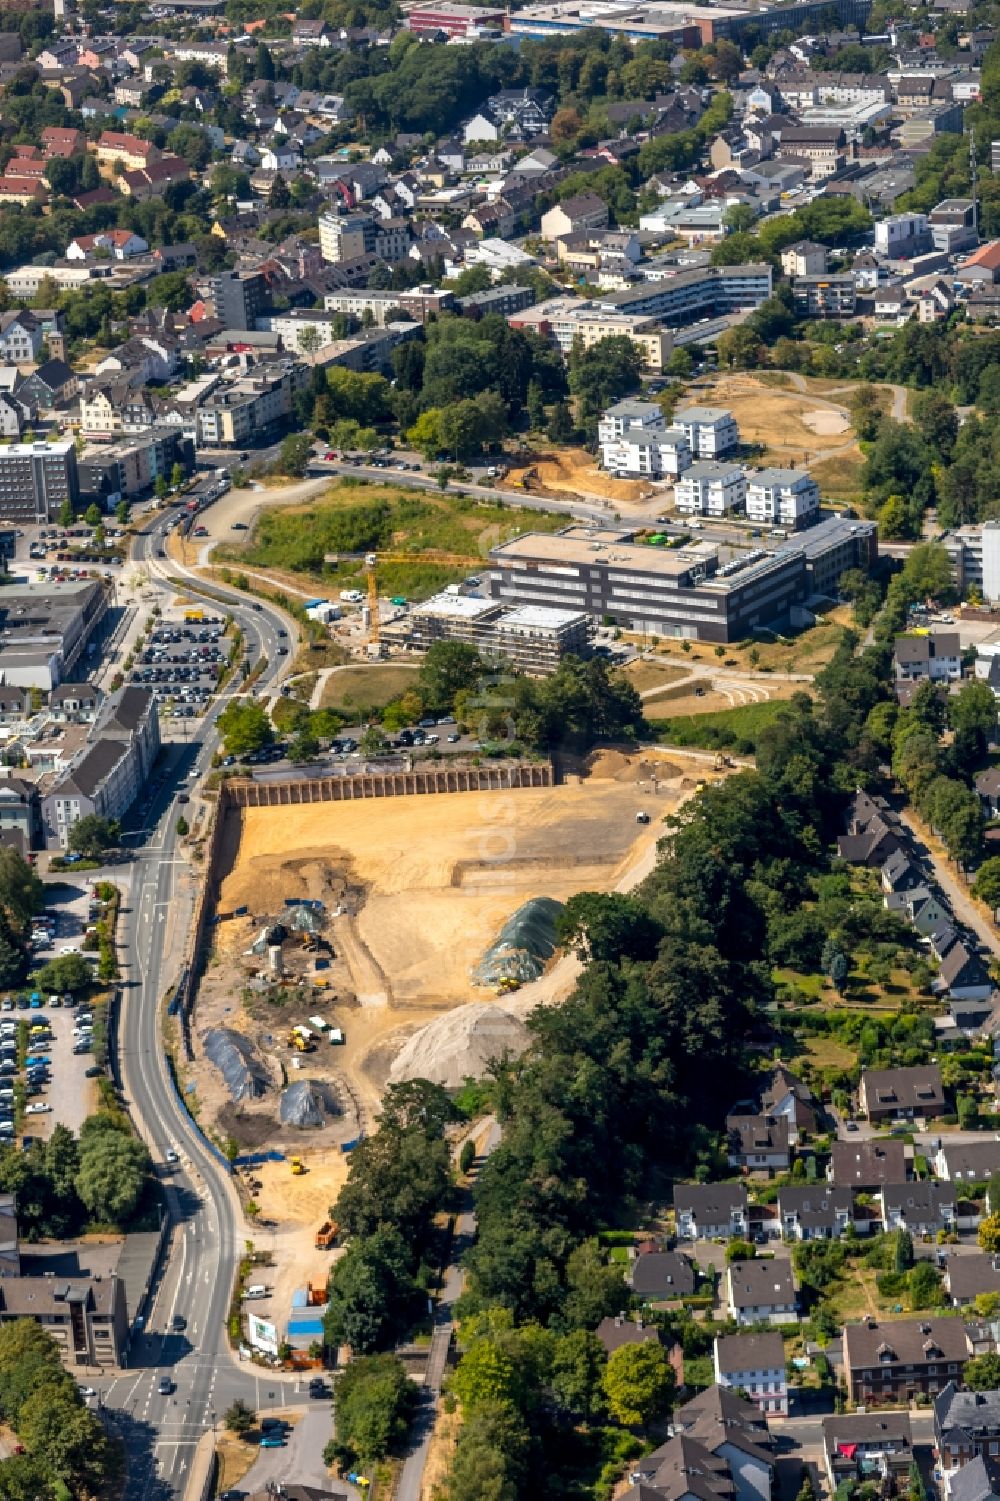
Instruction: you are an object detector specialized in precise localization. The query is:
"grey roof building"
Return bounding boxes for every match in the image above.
[936,1382,1000,1471]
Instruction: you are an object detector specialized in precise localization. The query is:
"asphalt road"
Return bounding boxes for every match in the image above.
[99,511,310,1500]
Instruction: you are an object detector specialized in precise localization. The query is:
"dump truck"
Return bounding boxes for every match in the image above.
[290,1158,305,1175]
[287,1032,315,1053]
[714,753,735,770]
[315,1220,339,1250]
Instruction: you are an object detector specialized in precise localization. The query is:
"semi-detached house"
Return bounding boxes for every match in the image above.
[724,1260,797,1326]
[674,1183,748,1241]
[843,1317,970,1405]
[714,1332,788,1416]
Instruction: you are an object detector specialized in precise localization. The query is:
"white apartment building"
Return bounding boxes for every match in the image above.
[597,399,664,444]
[674,461,746,516]
[673,405,739,458]
[875,212,929,258]
[602,426,691,479]
[745,468,820,529]
[714,1333,789,1417]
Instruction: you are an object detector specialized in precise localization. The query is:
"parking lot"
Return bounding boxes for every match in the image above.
[129,615,227,723]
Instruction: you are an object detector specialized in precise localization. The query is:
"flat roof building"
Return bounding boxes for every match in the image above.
[406,591,592,674]
[0,581,106,690]
[0,440,78,523]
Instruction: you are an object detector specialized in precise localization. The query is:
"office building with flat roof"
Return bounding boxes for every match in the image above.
[406,591,592,673]
[0,581,107,690]
[0,441,78,523]
[488,527,806,644]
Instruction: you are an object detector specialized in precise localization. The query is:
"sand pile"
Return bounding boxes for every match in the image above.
[388,1003,531,1088]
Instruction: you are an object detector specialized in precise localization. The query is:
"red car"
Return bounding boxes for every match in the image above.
[324,451,338,461]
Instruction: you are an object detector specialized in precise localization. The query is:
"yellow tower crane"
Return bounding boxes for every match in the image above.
[362,550,479,658]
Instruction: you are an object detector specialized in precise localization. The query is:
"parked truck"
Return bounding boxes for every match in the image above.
[315,1220,339,1250]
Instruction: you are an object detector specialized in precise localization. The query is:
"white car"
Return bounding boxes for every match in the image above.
[165,1148,178,1163]
[25,1103,50,1115]
[78,1386,97,1399]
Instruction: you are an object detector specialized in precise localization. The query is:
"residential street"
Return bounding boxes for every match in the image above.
[900,808,1000,959]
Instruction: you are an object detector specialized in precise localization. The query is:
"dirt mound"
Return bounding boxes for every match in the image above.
[582,749,685,782]
[388,1002,531,1088]
[509,447,652,504]
[219,847,357,924]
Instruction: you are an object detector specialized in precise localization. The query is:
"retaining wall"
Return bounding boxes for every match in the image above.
[222,761,553,808]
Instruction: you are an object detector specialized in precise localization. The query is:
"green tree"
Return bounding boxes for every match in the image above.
[115,498,129,525]
[148,269,192,311]
[602,1341,674,1427]
[224,1398,255,1436]
[328,1353,416,1466]
[979,1215,1000,1254]
[216,700,274,758]
[279,432,314,478]
[67,815,121,859]
[547,399,574,443]
[34,952,92,995]
[551,1328,607,1421]
[948,679,997,770]
[964,1352,1000,1389]
[324,1228,419,1354]
[58,499,74,528]
[418,641,483,712]
[557,893,664,964]
[170,462,185,489]
[0,848,43,936]
[84,503,102,528]
[452,1336,519,1412]
[973,858,1000,909]
[76,1120,149,1224]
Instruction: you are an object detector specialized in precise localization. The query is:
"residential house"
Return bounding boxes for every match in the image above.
[724,1260,797,1326]
[944,1455,1000,1501]
[879,1180,957,1235]
[17,361,77,410]
[726,1113,793,1172]
[120,156,190,200]
[668,1385,775,1501]
[40,686,160,849]
[714,1332,788,1415]
[822,1413,913,1491]
[975,768,1000,819]
[859,1065,946,1123]
[777,1186,856,1241]
[539,193,609,243]
[93,130,160,175]
[943,1255,1000,1308]
[881,849,922,897]
[65,229,148,261]
[935,1382,1000,1469]
[899,886,950,936]
[843,1317,970,1404]
[595,1312,661,1355]
[934,1141,1000,1183]
[674,1184,749,1241]
[836,788,903,865]
[781,240,829,277]
[759,1066,819,1140]
[830,1138,908,1189]
[629,1249,696,1301]
[936,941,993,1001]
[0,313,43,365]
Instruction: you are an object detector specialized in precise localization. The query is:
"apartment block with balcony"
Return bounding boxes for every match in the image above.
[745,469,820,530]
[674,461,746,516]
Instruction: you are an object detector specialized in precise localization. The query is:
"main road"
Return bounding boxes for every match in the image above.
[98,508,305,1500]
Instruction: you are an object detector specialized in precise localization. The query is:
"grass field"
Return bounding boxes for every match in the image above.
[648,699,793,751]
[215,482,565,601]
[809,452,866,504]
[637,615,852,674]
[320,664,420,714]
[622,662,690,694]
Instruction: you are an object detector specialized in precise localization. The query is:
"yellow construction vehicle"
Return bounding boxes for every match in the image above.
[290,1158,305,1175]
[363,549,477,658]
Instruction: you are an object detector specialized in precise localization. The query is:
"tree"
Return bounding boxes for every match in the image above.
[279,432,314,478]
[949,679,997,771]
[324,1229,419,1354]
[419,641,483,711]
[979,1214,1000,1254]
[557,893,663,964]
[224,1398,255,1436]
[58,499,74,528]
[0,848,42,937]
[298,324,321,355]
[908,1261,942,1310]
[34,953,92,996]
[76,1122,149,1224]
[964,1352,1000,1390]
[176,816,189,837]
[359,725,387,757]
[148,270,192,311]
[328,1353,416,1466]
[216,700,273,759]
[546,399,574,443]
[67,815,121,860]
[602,1341,674,1427]
[551,1329,607,1421]
[84,503,102,528]
[909,1460,928,1501]
[170,462,185,489]
[716,325,764,370]
[973,858,1000,910]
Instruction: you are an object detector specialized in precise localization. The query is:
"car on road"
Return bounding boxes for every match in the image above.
[78,1386,97,1399]
[170,1315,186,1332]
[177,793,190,804]
[277,647,288,655]
[157,1377,173,1395]
[259,1435,285,1448]
[232,522,248,531]
[165,1148,178,1163]
[25,1104,50,1115]
[845,1120,859,1132]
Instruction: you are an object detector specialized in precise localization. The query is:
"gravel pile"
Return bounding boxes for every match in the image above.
[389,1003,531,1089]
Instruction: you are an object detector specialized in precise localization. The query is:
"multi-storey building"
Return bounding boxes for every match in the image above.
[674,462,746,517]
[41,685,159,847]
[745,469,820,530]
[673,406,739,458]
[714,1333,788,1416]
[318,212,409,265]
[844,1318,970,1405]
[0,441,78,523]
[209,270,267,332]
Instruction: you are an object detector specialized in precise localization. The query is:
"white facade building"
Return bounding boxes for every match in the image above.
[602,427,691,479]
[673,405,739,458]
[745,469,820,529]
[674,461,746,516]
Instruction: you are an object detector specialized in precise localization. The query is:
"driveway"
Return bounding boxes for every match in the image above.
[235,1407,356,1497]
[899,808,1000,958]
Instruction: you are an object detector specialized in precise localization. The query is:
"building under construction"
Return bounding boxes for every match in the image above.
[401,591,593,675]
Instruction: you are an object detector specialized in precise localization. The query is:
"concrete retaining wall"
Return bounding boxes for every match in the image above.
[222,761,552,808]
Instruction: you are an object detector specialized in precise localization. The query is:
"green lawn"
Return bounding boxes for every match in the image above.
[648,699,791,752]
[320,664,421,714]
[216,483,565,602]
